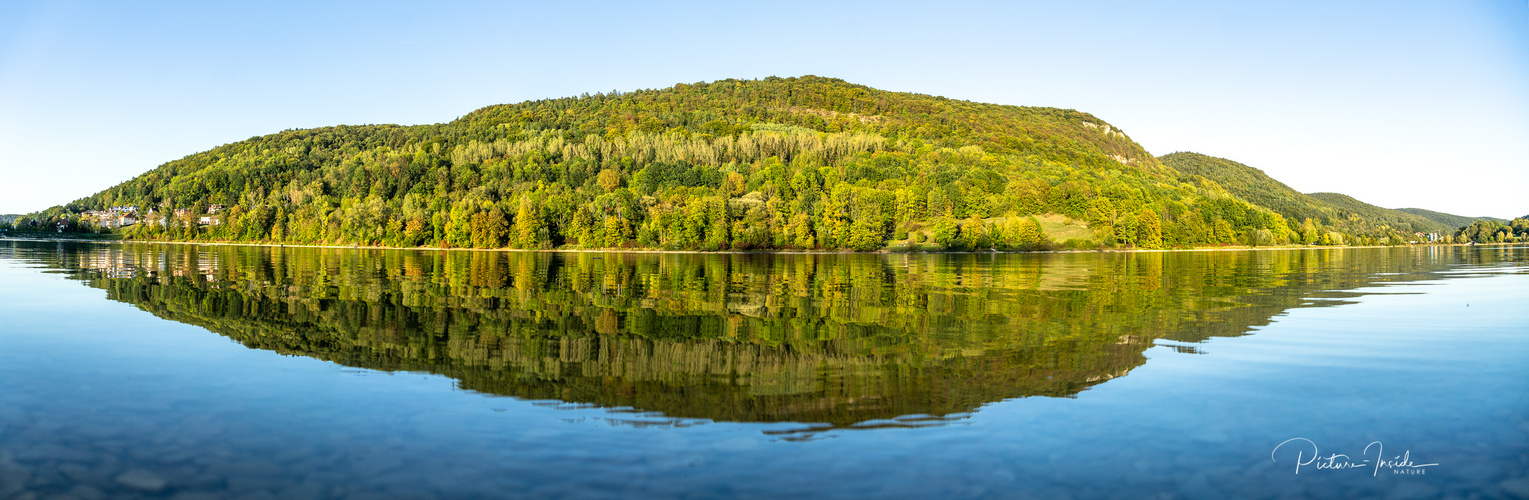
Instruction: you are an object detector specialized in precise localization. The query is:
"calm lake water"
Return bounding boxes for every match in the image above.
[1,240,1525,499]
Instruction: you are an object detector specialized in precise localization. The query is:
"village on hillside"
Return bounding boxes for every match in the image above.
[77,205,225,232]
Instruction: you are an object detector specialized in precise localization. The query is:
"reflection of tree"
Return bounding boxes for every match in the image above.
[15,242,1481,427]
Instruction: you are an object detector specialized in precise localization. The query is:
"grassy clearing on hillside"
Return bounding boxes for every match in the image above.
[1034,214,1094,242]
[885,213,1097,251]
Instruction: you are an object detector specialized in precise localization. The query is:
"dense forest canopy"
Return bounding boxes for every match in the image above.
[1162,152,1449,235]
[8,76,1511,250]
[1160,152,1517,245]
[1395,208,1506,231]
[1453,217,1529,244]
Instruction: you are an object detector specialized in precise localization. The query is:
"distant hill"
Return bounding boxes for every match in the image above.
[1304,193,1452,234]
[1160,152,1477,236]
[0,214,18,224]
[1158,152,1330,225]
[1395,208,1505,231]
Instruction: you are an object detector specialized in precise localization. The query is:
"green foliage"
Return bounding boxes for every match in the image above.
[1136,209,1163,249]
[1397,208,1506,231]
[1454,217,1528,244]
[470,207,509,248]
[1304,192,1444,234]
[1160,152,1492,246]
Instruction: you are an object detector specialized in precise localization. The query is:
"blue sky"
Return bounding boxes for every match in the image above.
[2,0,1526,217]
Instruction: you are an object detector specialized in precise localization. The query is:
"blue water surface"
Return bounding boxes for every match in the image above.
[0,242,1525,499]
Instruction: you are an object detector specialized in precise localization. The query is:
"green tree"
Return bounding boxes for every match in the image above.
[1136,209,1163,249]
[1017,217,1043,249]
[470,208,509,248]
[931,217,959,249]
[514,199,543,248]
[1299,218,1319,245]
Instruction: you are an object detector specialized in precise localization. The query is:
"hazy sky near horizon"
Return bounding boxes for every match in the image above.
[2,1,1526,217]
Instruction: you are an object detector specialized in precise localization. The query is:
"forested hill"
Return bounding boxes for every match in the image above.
[9,76,1470,250]
[1395,208,1505,231]
[1159,152,1485,238]
[1304,192,1451,234]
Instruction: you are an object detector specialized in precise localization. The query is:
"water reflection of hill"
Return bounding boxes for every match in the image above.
[9,242,1479,427]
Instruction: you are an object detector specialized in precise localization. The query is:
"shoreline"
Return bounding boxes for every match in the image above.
[0,235,1505,256]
